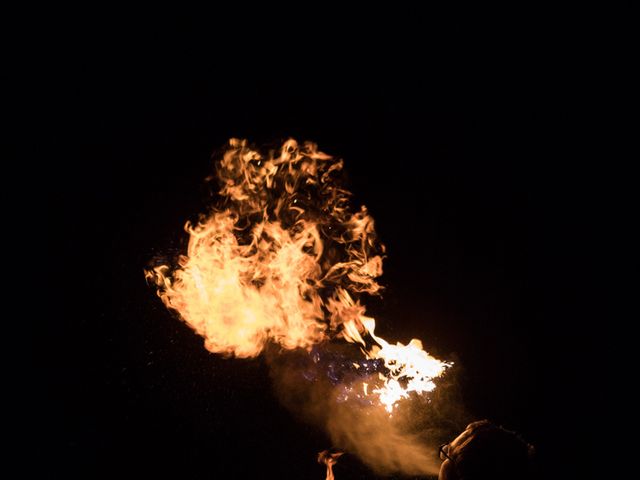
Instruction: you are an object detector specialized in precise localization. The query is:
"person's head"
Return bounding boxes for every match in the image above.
[438,420,534,480]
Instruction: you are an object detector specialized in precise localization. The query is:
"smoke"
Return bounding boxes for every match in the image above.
[327,401,439,475]
[267,344,467,476]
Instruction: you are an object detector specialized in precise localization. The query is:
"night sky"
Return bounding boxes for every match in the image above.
[39,11,603,480]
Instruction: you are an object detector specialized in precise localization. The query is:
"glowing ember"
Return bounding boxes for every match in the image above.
[146,138,450,412]
[318,450,343,480]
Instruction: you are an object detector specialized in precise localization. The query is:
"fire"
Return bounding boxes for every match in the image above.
[318,450,343,480]
[342,317,448,412]
[146,138,450,412]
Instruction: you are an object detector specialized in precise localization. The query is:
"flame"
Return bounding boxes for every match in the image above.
[147,138,450,411]
[343,317,449,412]
[318,450,344,480]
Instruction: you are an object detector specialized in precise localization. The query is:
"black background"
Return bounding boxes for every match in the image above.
[38,10,605,480]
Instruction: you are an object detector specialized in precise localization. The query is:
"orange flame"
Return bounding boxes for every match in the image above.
[147,138,450,411]
[318,450,344,480]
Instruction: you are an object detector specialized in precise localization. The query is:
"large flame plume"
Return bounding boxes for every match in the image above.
[146,138,449,414]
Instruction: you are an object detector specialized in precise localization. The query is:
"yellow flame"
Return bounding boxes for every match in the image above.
[148,213,326,357]
[342,317,450,412]
[147,138,449,409]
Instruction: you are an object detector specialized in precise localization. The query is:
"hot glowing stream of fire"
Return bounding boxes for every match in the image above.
[146,138,450,414]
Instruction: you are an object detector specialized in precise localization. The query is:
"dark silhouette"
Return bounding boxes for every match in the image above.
[438,420,535,480]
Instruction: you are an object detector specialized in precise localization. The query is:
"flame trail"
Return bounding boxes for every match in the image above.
[146,138,449,425]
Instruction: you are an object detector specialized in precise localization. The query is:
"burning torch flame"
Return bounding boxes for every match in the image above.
[146,138,450,412]
[318,450,344,480]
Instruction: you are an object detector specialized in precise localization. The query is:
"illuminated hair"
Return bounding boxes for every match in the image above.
[451,420,535,480]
